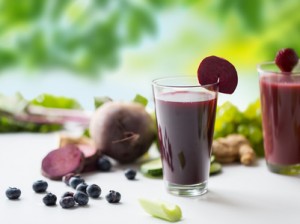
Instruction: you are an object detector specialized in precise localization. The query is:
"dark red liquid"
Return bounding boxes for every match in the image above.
[155,91,217,185]
[260,74,300,165]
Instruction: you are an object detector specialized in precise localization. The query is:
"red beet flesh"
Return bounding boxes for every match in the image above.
[41,145,85,180]
[59,136,101,172]
[197,56,238,94]
[275,48,299,72]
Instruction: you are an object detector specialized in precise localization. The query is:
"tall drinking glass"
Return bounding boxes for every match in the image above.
[258,62,300,174]
[152,76,218,196]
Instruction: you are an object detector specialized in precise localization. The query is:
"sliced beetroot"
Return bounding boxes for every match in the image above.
[77,144,101,172]
[77,144,99,161]
[59,135,101,172]
[275,48,299,72]
[41,145,85,180]
[197,56,238,94]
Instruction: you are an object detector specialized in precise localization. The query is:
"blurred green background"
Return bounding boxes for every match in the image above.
[0,0,300,108]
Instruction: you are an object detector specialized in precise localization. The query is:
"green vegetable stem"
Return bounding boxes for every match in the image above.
[0,92,86,133]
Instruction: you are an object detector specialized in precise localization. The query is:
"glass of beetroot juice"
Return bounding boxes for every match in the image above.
[258,62,300,174]
[152,76,218,196]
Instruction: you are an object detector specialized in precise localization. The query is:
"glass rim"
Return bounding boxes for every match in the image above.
[257,61,300,76]
[152,75,219,88]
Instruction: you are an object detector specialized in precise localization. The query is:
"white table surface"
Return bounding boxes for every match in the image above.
[0,133,299,224]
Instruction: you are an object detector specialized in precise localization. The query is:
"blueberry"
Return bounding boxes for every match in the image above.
[124,168,136,180]
[69,177,85,189]
[76,183,88,193]
[6,187,21,200]
[86,184,101,198]
[105,190,121,203]
[32,180,48,193]
[62,173,78,186]
[96,156,112,172]
[61,191,74,198]
[74,191,89,206]
[43,193,57,206]
[59,196,76,209]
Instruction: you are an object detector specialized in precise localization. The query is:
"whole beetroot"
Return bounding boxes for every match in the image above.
[89,101,156,163]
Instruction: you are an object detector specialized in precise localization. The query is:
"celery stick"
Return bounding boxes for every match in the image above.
[139,198,182,222]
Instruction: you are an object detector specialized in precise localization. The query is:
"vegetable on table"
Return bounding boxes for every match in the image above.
[89,101,156,164]
[140,158,163,177]
[41,145,85,180]
[41,134,103,179]
[210,162,222,175]
[212,134,256,166]
[139,198,182,222]
[59,135,100,172]
[209,155,222,175]
[0,92,90,133]
[140,156,222,178]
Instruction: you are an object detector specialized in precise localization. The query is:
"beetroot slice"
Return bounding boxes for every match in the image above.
[41,145,85,180]
[77,144,101,172]
[59,135,101,172]
[77,144,99,159]
[275,48,299,72]
[197,56,238,94]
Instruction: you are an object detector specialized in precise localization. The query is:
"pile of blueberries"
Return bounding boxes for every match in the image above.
[61,174,105,208]
[5,166,137,209]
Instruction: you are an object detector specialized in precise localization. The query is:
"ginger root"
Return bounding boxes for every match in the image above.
[59,134,94,148]
[212,134,256,166]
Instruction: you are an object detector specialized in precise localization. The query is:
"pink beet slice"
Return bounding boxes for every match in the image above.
[77,144,101,172]
[77,144,99,160]
[275,48,299,72]
[197,56,238,94]
[41,145,85,180]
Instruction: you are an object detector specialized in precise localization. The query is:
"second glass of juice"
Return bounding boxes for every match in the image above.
[152,76,218,196]
[258,62,300,174]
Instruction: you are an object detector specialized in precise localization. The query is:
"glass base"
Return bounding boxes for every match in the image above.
[267,162,300,175]
[165,181,208,197]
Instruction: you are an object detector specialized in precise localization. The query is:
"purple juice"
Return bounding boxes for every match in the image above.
[260,74,300,165]
[155,91,217,185]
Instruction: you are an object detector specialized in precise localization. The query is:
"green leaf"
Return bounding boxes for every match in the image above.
[133,94,148,107]
[82,128,90,138]
[94,96,112,109]
[125,6,156,44]
[236,0,262,31]
[30,93,82,109]
[0,0,159,75]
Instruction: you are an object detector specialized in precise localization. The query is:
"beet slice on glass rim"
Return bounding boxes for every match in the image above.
[275,48,299,73]
[197,56,238,94]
